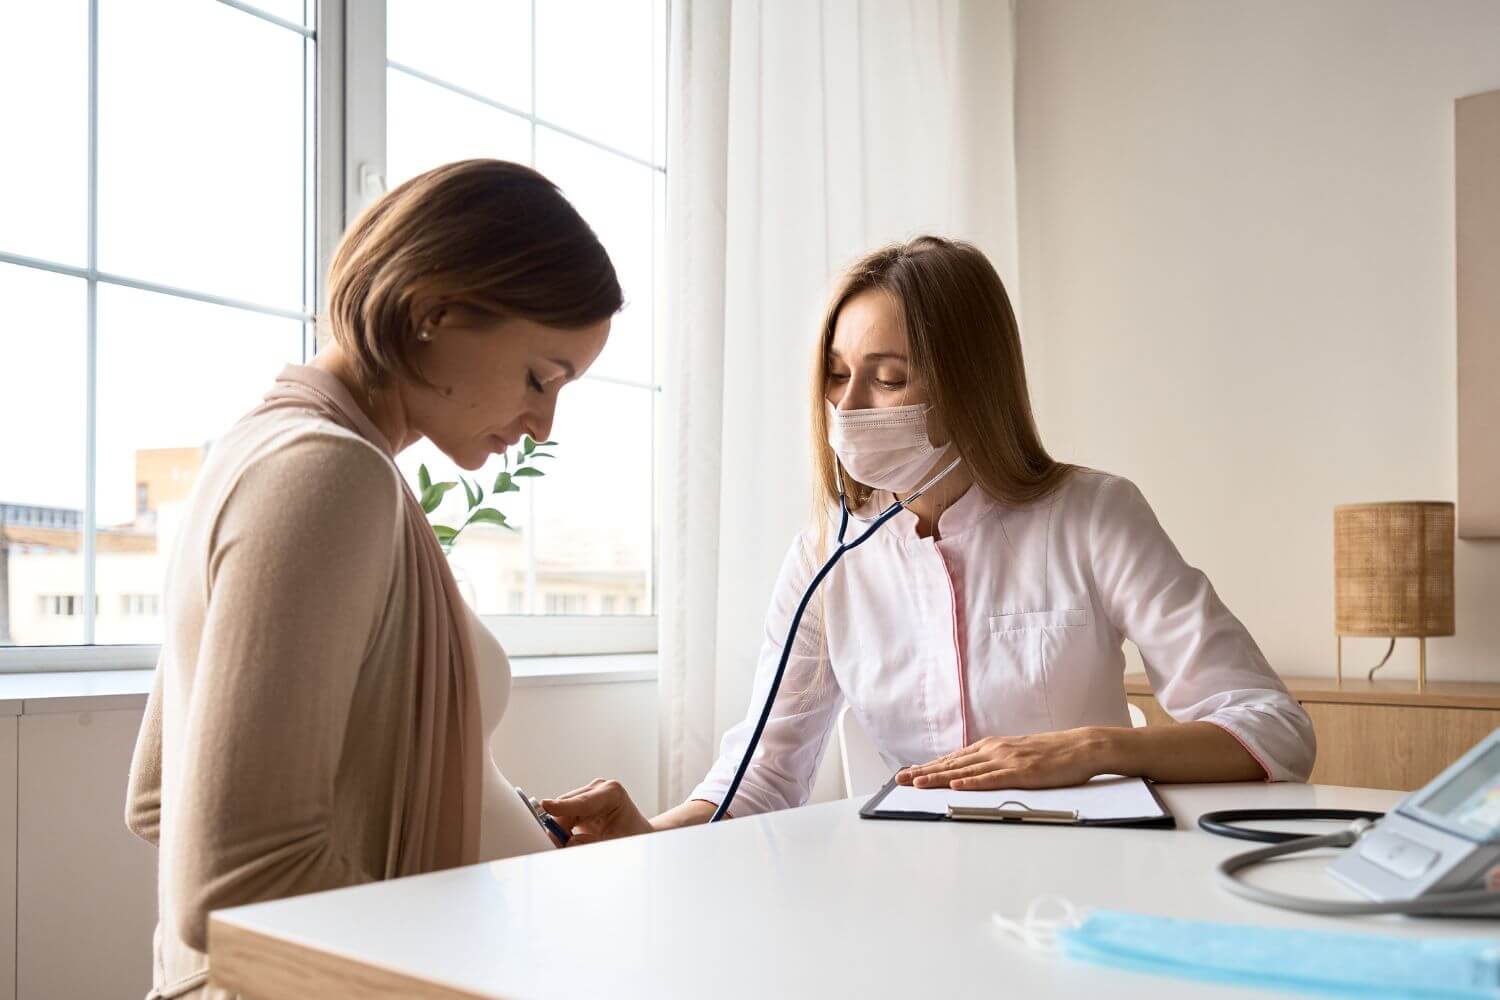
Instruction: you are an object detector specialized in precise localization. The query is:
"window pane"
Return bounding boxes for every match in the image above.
[536,0,660,163]
[98,0,305,309]
[391,383,654,618]
[391,439,533,617]
[0,2,87,266]
[536,129,656,385]
[387,0,530,111]
[530,381,653,616]
[0,265,88,647]
[235,1,308,28]
[386,69,533,189]
[93,286,303,645]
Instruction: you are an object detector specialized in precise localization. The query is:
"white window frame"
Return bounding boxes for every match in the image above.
[0,0,662,670]
[339,2,663,658]
[0,0,317,673]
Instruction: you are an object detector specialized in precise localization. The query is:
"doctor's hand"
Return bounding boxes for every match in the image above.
[894,727,1120,791]
[541,779,654,846]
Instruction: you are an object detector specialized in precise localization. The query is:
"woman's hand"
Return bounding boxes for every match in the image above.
[541,779,654,846]
[895,727,1123,790]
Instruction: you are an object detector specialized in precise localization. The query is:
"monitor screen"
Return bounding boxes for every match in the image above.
[1417,743,1500,840]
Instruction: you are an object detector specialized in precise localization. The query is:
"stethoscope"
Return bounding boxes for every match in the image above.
[1200,809,1500,916]
[709,453,963,822]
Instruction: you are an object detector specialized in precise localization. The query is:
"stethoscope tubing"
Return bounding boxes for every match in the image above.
[1197,808,1385,844]
[709,455,961,823]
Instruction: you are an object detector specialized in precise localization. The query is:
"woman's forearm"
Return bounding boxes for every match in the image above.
[651,799,720,830]
[1102,721,1267,783]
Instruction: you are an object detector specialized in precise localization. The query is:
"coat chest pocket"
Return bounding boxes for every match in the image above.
[989,609,1091,632]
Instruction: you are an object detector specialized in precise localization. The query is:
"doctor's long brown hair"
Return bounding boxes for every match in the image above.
[809,236,1071,525]
[797,237,1072,699]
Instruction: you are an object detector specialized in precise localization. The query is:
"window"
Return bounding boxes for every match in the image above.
[0,1,314,661]
[119,594,161,617]
[543,593,589,615]
[380,0,665,654]
[37,595,94,619]
[0,1,660,667]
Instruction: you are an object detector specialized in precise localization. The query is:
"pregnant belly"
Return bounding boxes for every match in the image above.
[478,755,555,861]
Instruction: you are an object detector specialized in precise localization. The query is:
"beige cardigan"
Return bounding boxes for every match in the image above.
[126,402,424,999]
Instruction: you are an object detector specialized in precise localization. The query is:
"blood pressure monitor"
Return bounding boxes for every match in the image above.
[1218,726,1500,916]
[1327,730,1500,914]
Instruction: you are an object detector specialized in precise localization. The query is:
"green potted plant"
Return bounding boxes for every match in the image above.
[417,435,557,554]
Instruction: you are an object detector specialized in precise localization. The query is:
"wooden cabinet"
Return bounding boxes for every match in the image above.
[1125,674,1500,791]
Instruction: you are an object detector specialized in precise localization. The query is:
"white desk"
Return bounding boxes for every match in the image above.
[209,783,1490,999]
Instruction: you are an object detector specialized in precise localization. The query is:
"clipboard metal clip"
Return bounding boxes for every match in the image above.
[946,799,1080,824]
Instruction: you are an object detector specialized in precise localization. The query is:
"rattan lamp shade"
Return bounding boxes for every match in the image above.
[1334,502,1455,636]
[1334,502,1454,690]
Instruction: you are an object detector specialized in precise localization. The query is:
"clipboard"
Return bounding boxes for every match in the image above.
[859,774,1176,829]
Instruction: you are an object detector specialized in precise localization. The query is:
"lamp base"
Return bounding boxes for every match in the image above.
[1336,635,1427,692]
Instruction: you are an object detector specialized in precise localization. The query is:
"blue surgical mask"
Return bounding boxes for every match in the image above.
[994,899,1500,999]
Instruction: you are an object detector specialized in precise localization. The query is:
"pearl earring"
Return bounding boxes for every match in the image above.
[417,329,433,342]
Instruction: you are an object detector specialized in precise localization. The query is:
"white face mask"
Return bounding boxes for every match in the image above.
[826,400,950,493]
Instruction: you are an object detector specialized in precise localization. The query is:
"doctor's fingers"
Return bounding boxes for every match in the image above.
[548,778,609,803]
[900,749,986,782]
[541,780,627,821]
[910,758,1003,787]
[949,767,1027,791]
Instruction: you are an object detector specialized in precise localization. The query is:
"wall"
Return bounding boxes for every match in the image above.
[1014,0,1500,682]
[496,677,659,807]
[1,672,657,1000]
[18,705,156,1000]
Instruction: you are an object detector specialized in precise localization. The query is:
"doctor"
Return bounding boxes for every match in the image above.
[544,235,1315,840]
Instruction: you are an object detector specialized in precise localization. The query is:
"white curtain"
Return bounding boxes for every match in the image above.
[658,0,1022,808]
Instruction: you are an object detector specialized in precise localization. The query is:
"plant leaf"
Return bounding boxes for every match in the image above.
[460,476,479,510]
[493,471,519,493]
[431,524,458,544]
[422,481,459,514]
[418,464,432,492]
[523,437,536,456]
[529,452,554,461]
[512,467,544,478]
[465,507,511,530]
[538,439,558,447]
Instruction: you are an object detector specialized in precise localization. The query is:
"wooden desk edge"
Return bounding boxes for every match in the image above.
[1123,673,1500,711]
[209,913,487,1000]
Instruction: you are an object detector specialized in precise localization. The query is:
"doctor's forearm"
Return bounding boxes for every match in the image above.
[1103,722,1267,783]
[650,799,720,830]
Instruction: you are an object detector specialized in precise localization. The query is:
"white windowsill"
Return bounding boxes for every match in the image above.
[0,617,658,673]
[0,654,658,716]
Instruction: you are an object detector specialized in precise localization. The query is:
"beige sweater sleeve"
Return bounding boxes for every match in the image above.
[164,431,402,953]
[125,665,164,845]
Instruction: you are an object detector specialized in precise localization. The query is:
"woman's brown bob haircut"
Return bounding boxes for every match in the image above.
[325,158,624,387]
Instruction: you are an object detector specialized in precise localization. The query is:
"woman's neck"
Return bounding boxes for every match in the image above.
[897,458,973,541]
[311,345,414,453]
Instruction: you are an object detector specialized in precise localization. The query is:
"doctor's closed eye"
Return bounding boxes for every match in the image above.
[825,370,907,390]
